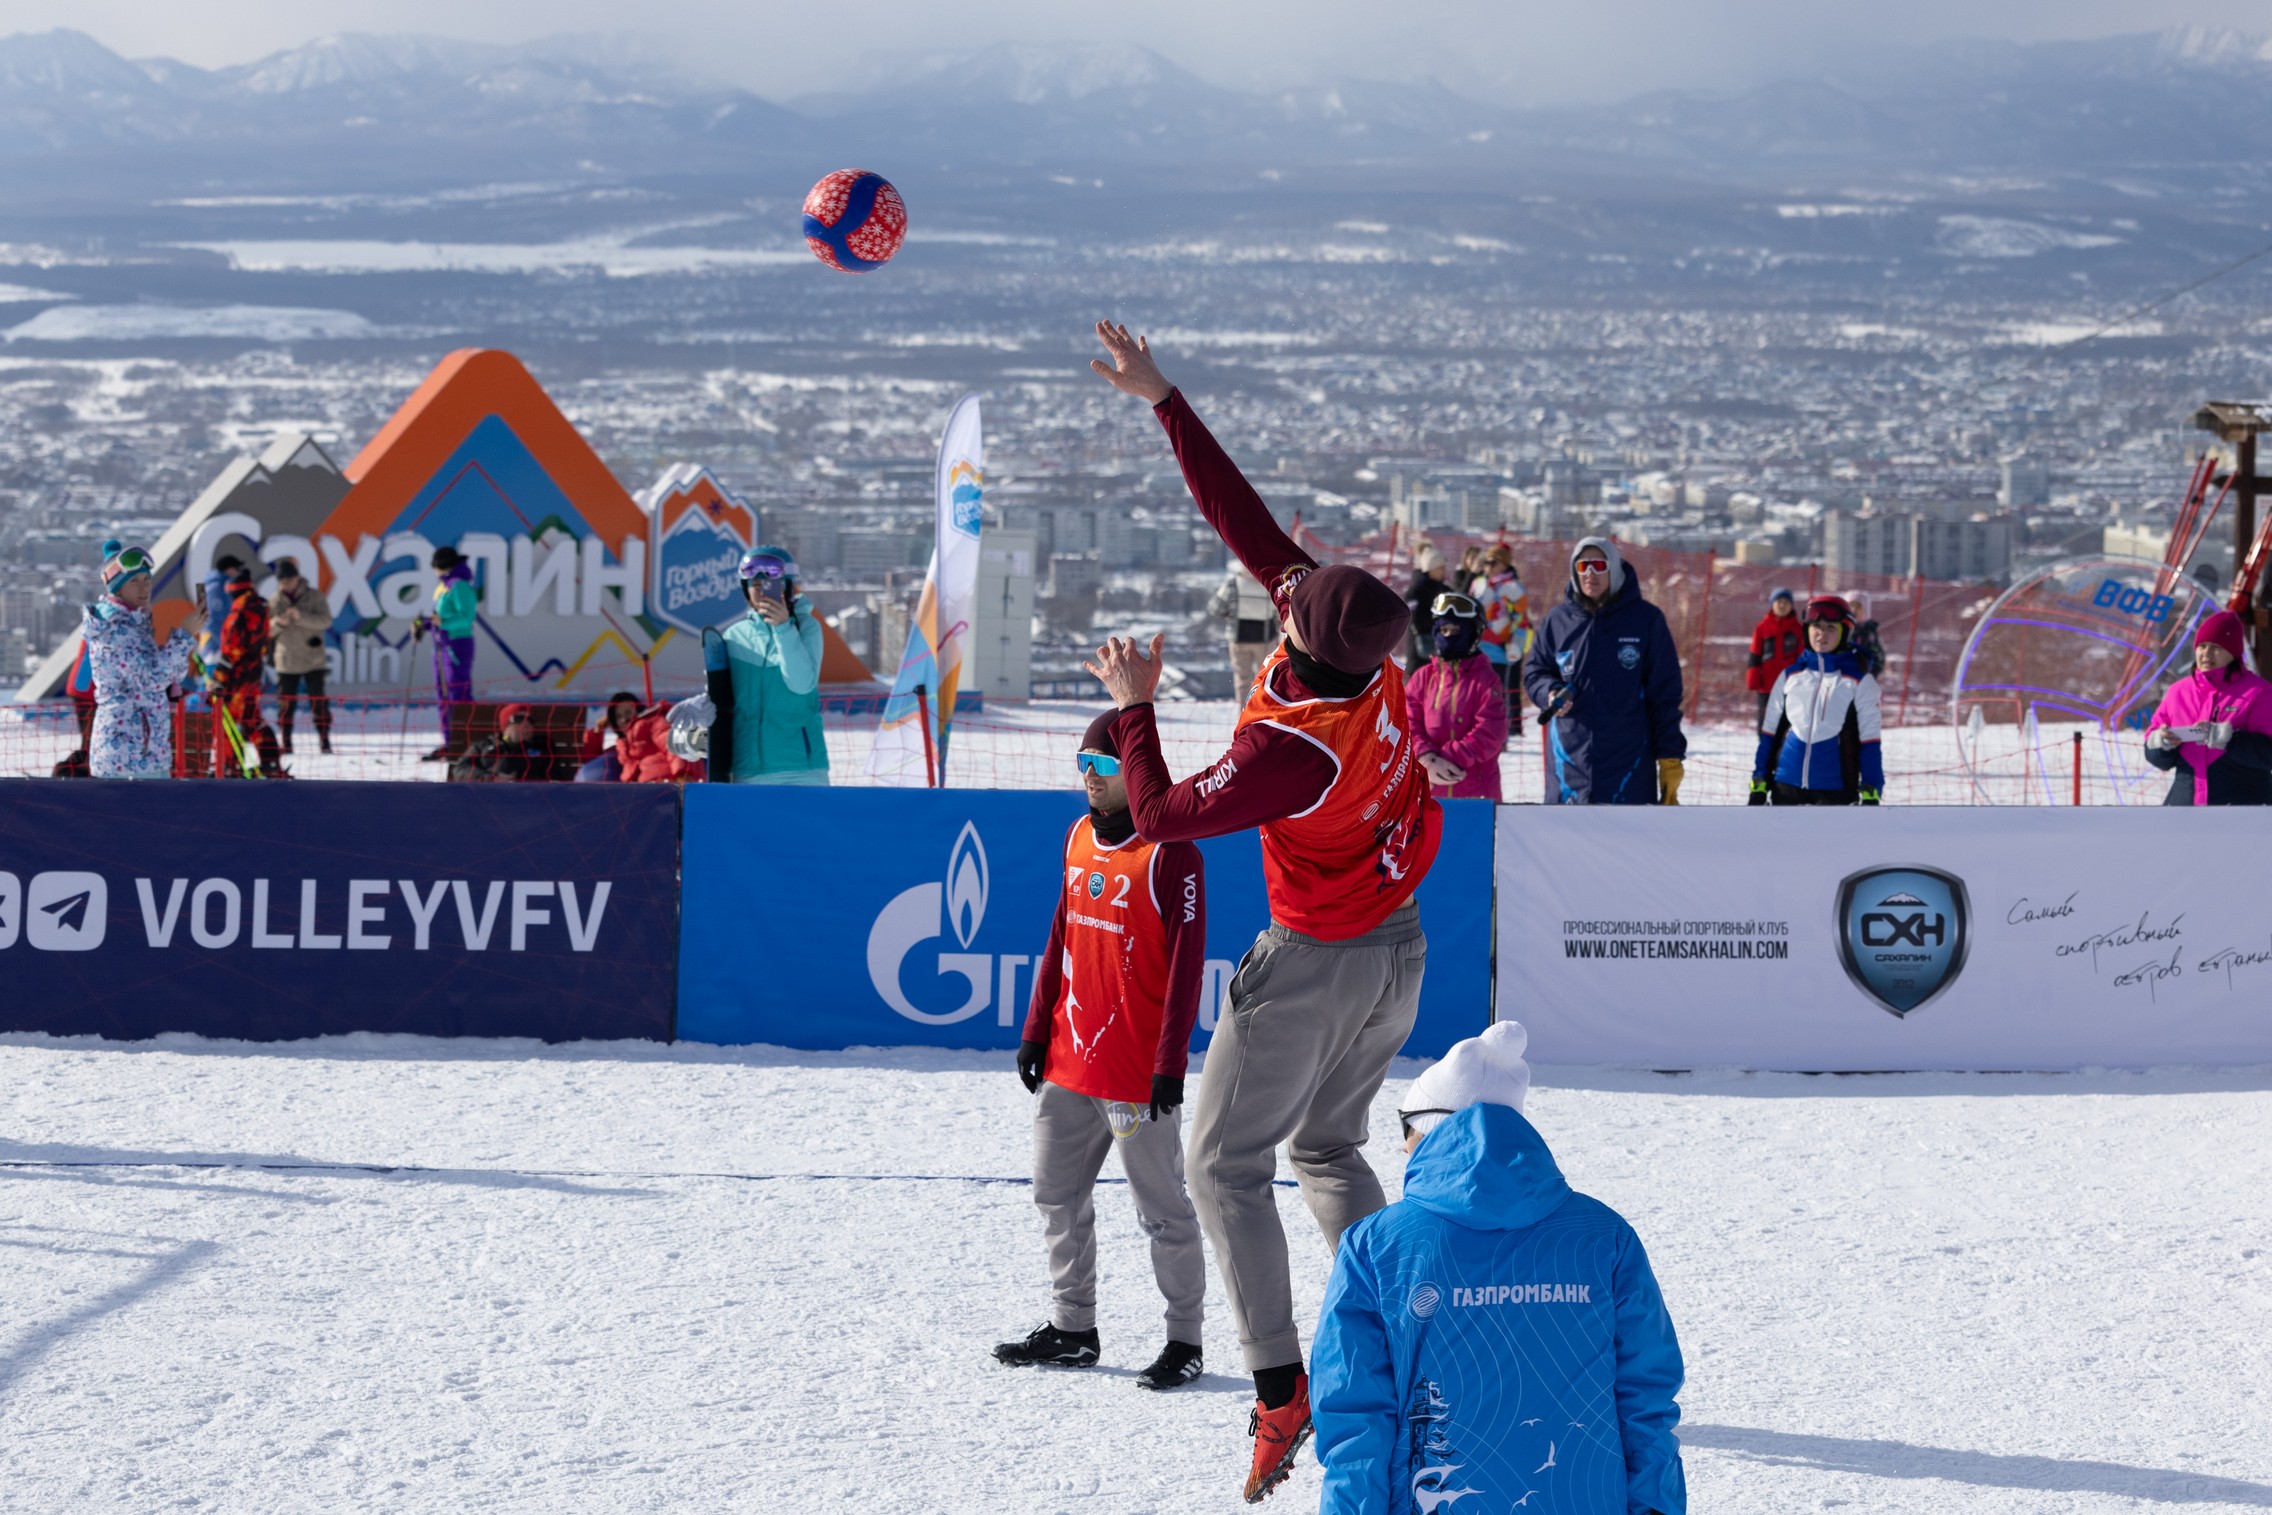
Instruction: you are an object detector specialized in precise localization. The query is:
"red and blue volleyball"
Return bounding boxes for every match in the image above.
[802,169,907,273]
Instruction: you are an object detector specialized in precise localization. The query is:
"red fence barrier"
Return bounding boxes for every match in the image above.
[1301,527,2003,730]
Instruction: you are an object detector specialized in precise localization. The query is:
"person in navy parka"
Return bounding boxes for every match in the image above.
[1311,1022,1686,1515]
[1522,538,1688,805]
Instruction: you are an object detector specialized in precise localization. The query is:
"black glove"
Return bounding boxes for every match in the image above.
[1015,1039,1047,1094]
[1147,1074,1184,1121]
[1747,779,1769,807]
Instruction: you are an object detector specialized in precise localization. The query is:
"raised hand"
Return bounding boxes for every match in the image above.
[1090,321,1174,405]
[1084,632,1168,710]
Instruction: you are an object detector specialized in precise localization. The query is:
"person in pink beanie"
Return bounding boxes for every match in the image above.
[2142,609,2272,805]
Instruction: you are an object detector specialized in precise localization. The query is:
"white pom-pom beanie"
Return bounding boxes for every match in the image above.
[1399,1020,1530,1138]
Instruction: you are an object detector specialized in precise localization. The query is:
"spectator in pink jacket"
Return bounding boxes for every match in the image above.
[1405,590,1507,801]
[2142,609,2272,806]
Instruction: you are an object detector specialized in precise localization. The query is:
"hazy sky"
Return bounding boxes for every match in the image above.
[6,0,2272,103]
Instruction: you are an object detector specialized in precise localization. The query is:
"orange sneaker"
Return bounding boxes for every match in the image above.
[1241,1372,1312,1502]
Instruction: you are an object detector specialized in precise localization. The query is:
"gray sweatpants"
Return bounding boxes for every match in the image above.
[1189,900,1426,1371]
[1031,1081,1207,1343]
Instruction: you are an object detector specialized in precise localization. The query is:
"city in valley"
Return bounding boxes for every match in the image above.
[1,25,2266,699]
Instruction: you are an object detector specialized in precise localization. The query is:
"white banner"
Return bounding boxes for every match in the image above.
[870,395,985,786]
[1495,807,2272,1070]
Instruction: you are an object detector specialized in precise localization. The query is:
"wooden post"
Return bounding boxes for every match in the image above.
[915,682,938,789]
[2238,434,2258,596]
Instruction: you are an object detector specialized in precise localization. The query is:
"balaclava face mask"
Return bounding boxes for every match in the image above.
[1432,616,1481,659]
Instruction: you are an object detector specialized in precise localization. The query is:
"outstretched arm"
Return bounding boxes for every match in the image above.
[1084,634,1337,840]
[1091,322,1314,610]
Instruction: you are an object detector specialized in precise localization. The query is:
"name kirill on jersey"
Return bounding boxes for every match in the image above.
[1451,1283,1594,1308]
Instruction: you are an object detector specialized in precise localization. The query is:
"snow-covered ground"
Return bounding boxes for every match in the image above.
[1,1035,2267,1512]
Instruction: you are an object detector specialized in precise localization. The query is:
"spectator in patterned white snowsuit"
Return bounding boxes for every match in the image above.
[83,539,190,779]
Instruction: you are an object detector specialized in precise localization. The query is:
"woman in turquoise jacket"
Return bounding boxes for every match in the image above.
[1311,1024,1686,1515]
[723,545,830,784]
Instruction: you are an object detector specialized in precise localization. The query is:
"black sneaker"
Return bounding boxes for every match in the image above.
[1136,1339,1204,1391]
[993,1322,1099,1368]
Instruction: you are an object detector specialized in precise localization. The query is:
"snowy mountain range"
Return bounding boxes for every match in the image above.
[4,25,2272,193]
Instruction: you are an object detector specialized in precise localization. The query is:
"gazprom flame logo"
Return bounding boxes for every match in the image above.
[866,822,995,1024]
[945,821,989,948]
[948,460,984,539]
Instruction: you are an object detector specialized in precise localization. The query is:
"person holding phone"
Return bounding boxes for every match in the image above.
[721,546,829,784]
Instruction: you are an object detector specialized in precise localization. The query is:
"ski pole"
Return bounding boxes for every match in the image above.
[396,621,423,764]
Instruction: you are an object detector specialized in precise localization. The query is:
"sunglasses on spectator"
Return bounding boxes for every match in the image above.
[743,557,789,580]
[1430,591,1478,617]
[1076,751,1121,777]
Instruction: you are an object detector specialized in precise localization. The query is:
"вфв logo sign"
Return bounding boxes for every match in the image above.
[1835,865,1970,1017]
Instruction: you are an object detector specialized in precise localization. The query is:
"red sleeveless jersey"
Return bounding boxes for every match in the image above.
[1235,646,1441,939]
[1045,817,1176,1103]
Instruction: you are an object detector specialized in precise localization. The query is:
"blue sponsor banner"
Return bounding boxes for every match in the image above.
[0,781,678,1042]
[678,787,1490,1058]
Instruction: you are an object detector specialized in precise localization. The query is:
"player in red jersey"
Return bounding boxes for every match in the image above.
[1085,323,1442,1502]
[994,710,1211,1393]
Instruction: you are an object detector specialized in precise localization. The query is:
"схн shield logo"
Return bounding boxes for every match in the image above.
[1834,865,1969,1017]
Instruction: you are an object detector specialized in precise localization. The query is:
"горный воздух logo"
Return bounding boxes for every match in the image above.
[1835,865,1970,1017]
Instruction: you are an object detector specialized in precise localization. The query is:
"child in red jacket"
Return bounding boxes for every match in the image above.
[1745,588,1803,720]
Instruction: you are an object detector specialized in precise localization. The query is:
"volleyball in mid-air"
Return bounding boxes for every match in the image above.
[802,169,907,273]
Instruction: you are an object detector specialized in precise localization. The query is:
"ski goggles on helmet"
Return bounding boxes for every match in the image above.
[1430,591,1479,618]
[1805,595,1853,624]
[739,547,797,582]
[1076,751,1122,778]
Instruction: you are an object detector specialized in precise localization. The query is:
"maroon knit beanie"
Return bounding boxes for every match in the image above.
[1080,708,1120,757]
[2197,609,2248,667]
[1290,564,1409,675]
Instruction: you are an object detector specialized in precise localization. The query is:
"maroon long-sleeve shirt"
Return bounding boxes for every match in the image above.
[1106,389,1341,841]
[1021,832,1208,1079]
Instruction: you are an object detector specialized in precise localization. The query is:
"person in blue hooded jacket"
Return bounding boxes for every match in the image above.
[1521,538,1687,805]
[1311,1022,1686,1515]
[1749,594,1885,806]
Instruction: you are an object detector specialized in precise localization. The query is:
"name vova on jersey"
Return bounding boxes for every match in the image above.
[0,871,612,953]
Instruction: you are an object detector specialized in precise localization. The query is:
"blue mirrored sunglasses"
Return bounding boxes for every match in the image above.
[1076,752,1121,777]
